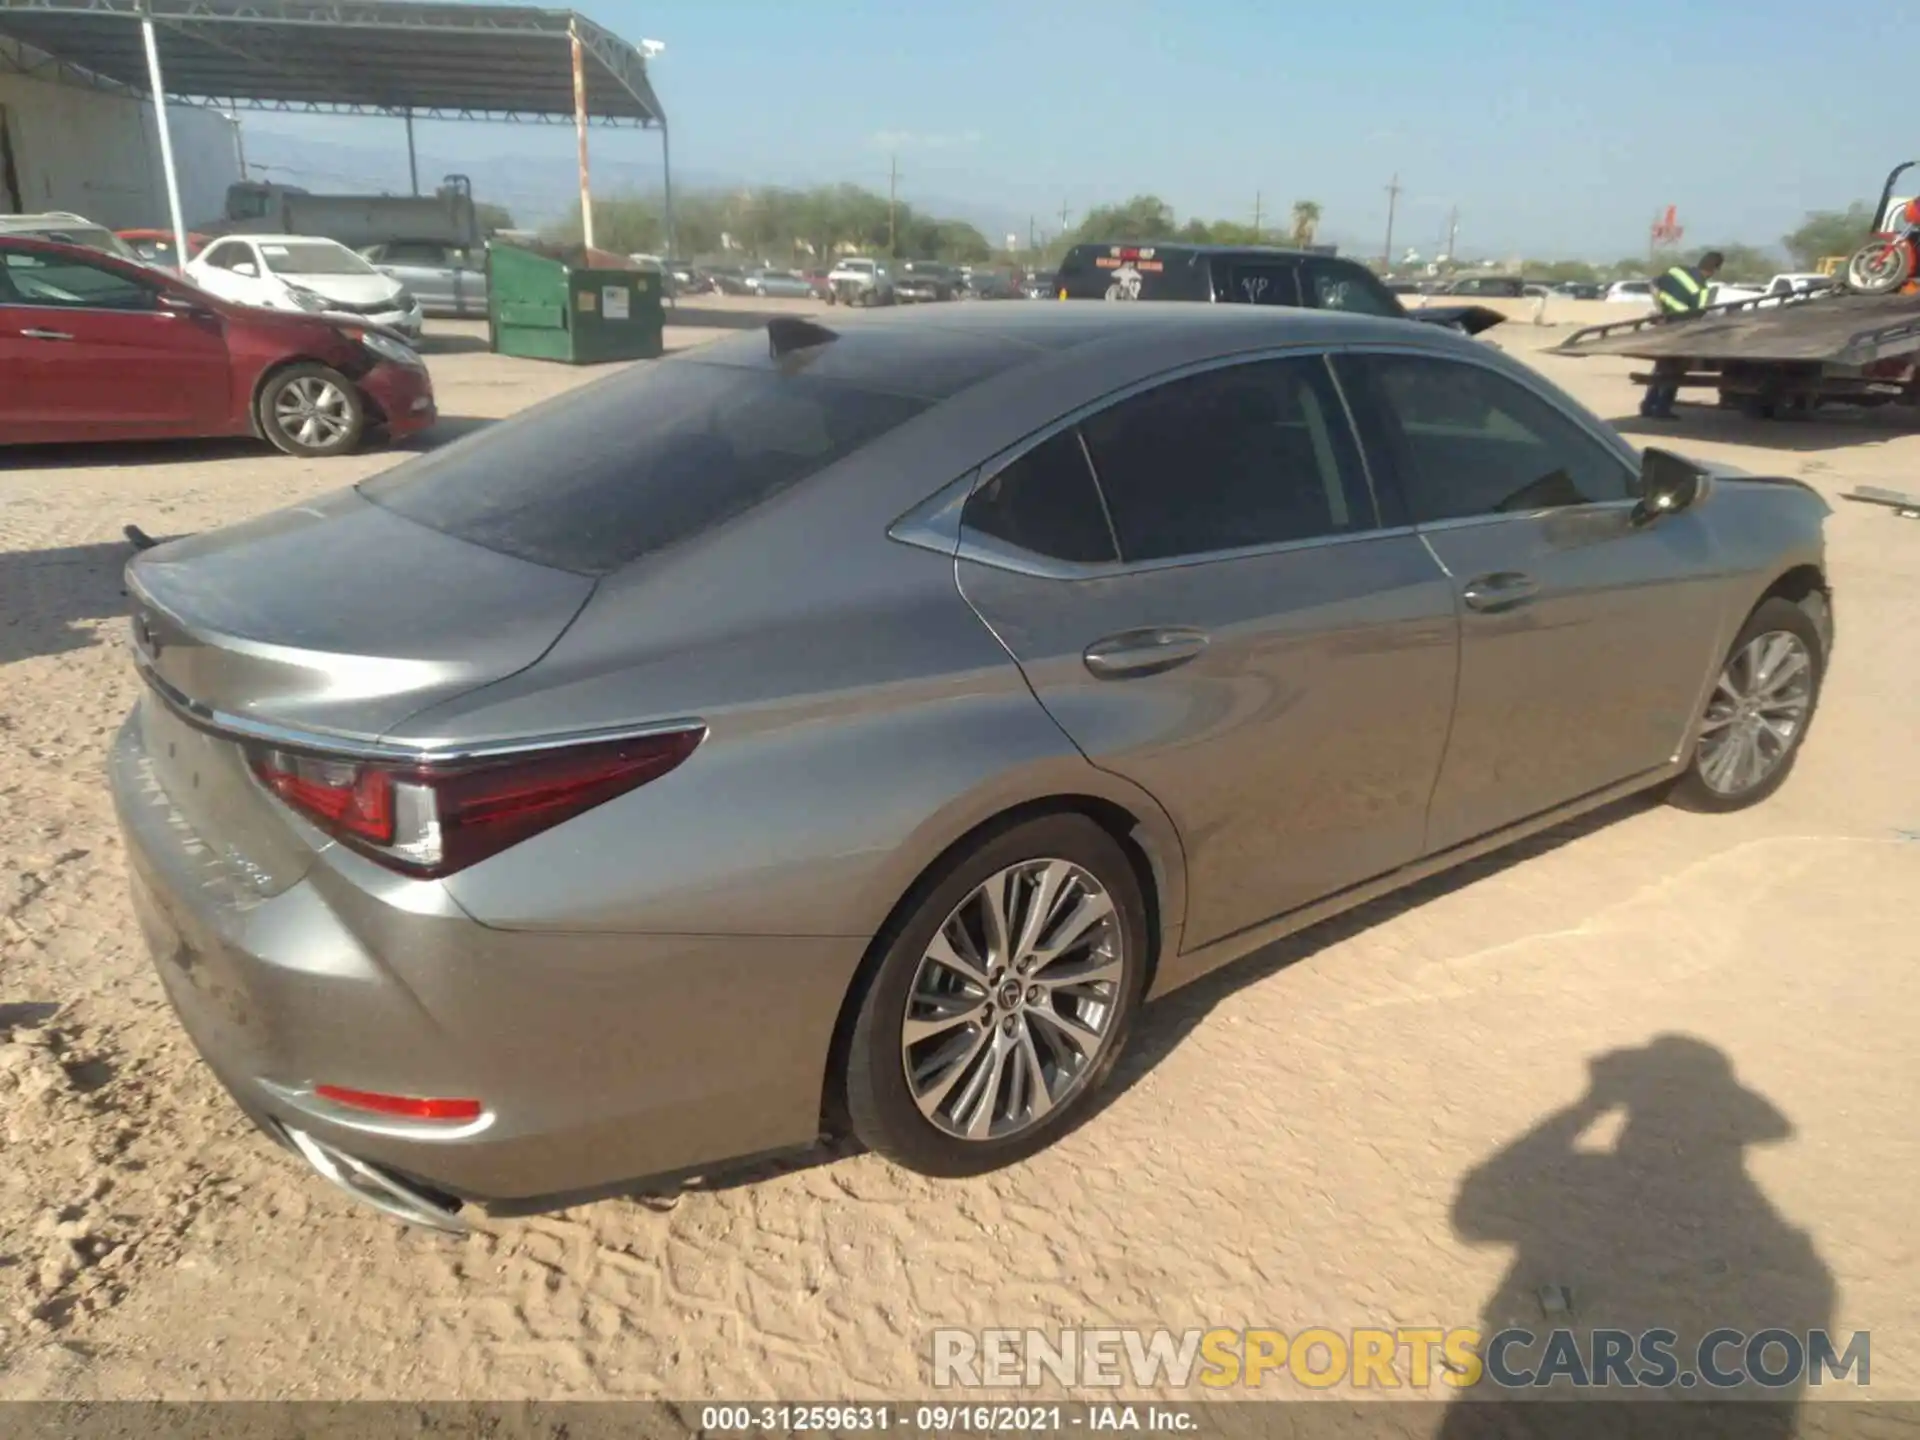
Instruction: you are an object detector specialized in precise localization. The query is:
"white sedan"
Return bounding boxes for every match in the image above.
[187,234,424,339]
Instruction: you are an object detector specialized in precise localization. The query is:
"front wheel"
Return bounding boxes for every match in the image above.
[1846,237,1915,295]
[1669,596,1826,812]
[258,363,366,457]
[843,814,1149,1176]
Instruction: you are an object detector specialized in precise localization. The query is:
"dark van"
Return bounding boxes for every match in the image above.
[1053,243,1504,334]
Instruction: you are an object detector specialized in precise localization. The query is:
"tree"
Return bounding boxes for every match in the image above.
[1692,242,1776,283]
[1068,195,1180,244]
[1290,200,1322,248]
[1782,203,1875,269]
[474,200,515,234]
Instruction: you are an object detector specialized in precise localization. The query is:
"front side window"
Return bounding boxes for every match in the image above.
[1079,357,1373,563]
[0,251,154,310]
[1342,353,1636,522]
[963,428,1117,564]
[201,242,253,272]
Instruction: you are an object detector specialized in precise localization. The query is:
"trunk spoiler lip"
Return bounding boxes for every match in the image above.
[133,654,707,769]
[1405,303,1507,335]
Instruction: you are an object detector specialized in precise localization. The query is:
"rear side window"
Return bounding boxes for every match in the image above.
[361,360,929,575]
[1303,260,1402,317]
[1081,357,1373,562]
[963,429,1117,564]
[1218,262,1302,306]
[1056,245,1210,301]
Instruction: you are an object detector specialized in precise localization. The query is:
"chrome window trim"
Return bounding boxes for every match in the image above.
[133,651,706,766]
[891,341,1416,580]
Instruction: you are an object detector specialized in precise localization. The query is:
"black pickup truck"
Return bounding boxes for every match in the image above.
[1054,242,1505,335]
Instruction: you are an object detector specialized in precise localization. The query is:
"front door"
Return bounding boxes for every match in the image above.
[955,353,1460,952]
[0,248,228,438]
[1336,350,1730,853]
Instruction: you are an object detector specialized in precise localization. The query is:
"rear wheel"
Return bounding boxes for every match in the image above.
[1669,597,1825,812]
[258,363,365,457]
[843,814,1149,1176]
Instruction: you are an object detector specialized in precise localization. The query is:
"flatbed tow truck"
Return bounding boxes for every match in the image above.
[1556,160,1920,420]
[1551,285,1920,418]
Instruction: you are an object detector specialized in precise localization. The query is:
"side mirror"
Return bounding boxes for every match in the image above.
[234,261,258,278]
[1634,447,1706,524]
[158,293,209,317]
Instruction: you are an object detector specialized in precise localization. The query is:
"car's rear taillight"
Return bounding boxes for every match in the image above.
[245,728,703,878]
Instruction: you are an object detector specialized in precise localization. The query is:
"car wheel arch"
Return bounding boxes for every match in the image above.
[1755,562,1832,650]
[248,354,377,437]
[817,786,1185,1137]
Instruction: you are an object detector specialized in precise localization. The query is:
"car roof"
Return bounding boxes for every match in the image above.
[685,299,1475,394]
[1064,240,1333,261]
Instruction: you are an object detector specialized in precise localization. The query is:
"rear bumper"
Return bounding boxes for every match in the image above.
[108,707,862,1207]
[359,361,436,437]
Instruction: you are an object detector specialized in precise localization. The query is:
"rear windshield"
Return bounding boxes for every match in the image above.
[359,359,930,575]
[1056,245,1211,301]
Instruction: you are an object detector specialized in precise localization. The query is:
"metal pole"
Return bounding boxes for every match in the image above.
[569,21,594,251]
[140,14,189,273]
[1382,172,1401,270]
[404,109,419,195]
[660,120,674,258]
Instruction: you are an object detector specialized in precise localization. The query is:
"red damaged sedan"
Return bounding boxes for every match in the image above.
[1,235,435,457]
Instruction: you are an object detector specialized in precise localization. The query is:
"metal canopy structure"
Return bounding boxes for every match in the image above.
[0,0,670,259]
[0,0,664,125]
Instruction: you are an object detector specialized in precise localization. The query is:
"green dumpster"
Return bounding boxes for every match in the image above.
[487,241,665,364]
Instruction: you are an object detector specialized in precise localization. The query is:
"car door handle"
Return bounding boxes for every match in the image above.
[1460,572,1540,612]
[1083,627,1210,679]
[19,328,73,341]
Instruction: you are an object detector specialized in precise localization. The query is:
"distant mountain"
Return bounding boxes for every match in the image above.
[241,125,1034,248]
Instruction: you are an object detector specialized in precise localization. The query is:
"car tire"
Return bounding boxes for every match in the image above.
[843,813,1150,1177]
[1668,595,1826,813]
[257,363,366,458]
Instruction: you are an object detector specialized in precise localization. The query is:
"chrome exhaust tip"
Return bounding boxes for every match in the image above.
[284,1126,469,1233]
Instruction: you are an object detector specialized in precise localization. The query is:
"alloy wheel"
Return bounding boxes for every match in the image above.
[273,376,353,449]
[900,859,1124,1142]
[1696,630,1814,796]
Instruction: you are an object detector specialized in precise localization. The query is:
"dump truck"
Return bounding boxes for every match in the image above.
[201,174,482,250]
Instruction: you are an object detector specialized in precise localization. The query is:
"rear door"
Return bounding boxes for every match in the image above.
[955,352,1459,952]
[0,248,228,437]
[1336,349,1728,853]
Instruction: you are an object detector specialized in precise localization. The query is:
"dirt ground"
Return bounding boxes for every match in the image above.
[2,298,1917,1410]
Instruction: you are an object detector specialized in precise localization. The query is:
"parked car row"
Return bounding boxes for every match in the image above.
[0,233,434,456]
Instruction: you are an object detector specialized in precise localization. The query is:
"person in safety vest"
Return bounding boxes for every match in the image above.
[1640,250,1724,419]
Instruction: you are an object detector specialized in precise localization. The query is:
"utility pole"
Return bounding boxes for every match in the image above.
[1028,216,1038,252]
[1058,199,1072,236]
[1446,205,1459,260]
[887,154,899,257]
[1382,173,1401,269]
[1252,191,1263,239]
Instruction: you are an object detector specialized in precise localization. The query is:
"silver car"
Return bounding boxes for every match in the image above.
[743,268,816,299]
[111,304,1832,1229]
[360,240,488,318]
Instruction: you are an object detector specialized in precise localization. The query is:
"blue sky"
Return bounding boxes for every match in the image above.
[250,0,1920,260]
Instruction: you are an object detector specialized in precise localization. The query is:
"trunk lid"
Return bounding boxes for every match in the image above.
[127,486,596,743]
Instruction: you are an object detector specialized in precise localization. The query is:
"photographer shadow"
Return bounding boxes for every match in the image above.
[1437,1035,1835,1440]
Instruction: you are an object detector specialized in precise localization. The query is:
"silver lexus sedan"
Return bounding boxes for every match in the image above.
[111,304,1833,1228]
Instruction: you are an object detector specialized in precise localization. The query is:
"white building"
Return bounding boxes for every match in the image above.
[1,36,240,230]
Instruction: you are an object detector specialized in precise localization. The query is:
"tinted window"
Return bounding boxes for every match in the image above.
[963,428,1117,564]
[1219,262,1302,306]
[361,359,929,575]
[1081,357,1373,562]
[0,251,153,310]
[1304,260,1401,316]
[381,242,450,266]
[1347,354,1635,521]
[1055,245,1211,301]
